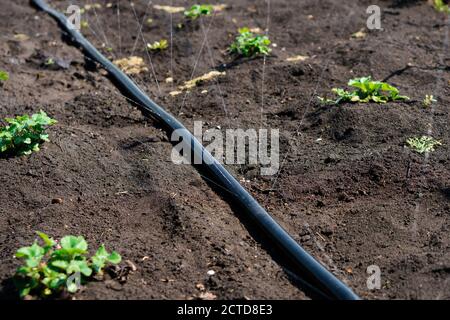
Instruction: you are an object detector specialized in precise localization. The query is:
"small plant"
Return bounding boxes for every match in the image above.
[147,39,169,51]
[14,232,121,298]
[423,94,437,107]
[406,136,442,154]
[0,110,57,156]
[319,76,409,104]
[229,27,271,58]
[0,70,9,82]
[184,4,214,20]
[433,0,450,14]
[44,58,55,66]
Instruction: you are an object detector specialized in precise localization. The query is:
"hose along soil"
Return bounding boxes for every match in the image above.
[31,0,359,300]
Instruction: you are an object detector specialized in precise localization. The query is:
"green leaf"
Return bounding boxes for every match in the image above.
[67,260,92,277]
[107,252,122,264]
[51,260,69,270]
[67,282,78,293]
[49,275,67,289]
[0,70,8,82]
[16,242,45,260]
[60,235,88,254]
[36,231,57,248]
[19,287,31,298]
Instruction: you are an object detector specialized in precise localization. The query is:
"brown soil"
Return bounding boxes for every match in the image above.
[0,0,449,300]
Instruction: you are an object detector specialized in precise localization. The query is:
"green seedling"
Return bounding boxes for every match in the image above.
[406,136,442,154]
[45,58,55,66]
[423,94,437,107]
[184,4,214,20]
[147,39,169,51]
[0,110,57,156]
[229,27,271,58]
[0,70,9,82]
[14,232,121,298]
[319,76,409,104]
[434,0,450,14]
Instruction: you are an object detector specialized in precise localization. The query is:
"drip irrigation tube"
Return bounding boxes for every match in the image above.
[31,0,360,300]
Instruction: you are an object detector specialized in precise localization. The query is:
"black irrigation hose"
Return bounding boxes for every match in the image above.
[31,0,360,300]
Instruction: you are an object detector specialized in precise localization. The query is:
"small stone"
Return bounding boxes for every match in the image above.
[52,198,63,204]
[300,235,311,243]
[199,292,217,300]
[125,260,137,272]
[195,283,205,291]
[105,280,123,291]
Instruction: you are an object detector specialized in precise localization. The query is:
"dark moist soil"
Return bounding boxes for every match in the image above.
[1,0,449,300]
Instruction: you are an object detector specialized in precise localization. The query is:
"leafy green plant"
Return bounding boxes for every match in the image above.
[434,0,450,14]
[319,76,409,104]
[423,94,437,107]
[0,110,57,156]
[184,4,213,19]
[0,70,9,82]
[406,136,442,154]
[147,39,169,51]
[229,27,271,58]
[14,232,121,298]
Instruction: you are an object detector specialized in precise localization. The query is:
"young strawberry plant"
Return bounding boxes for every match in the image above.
[14,232,121,298]
[319,76,409,104]
[0,110,57,156]
[147,39,169,51]
[229,27,271,58]
[406,136,442,154]
[184,4,213,20]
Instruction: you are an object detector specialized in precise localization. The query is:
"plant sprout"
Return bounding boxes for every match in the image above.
[229,27,271,58]
[423,94,437,107]
[319,76,409,104]
[184,4,213,20]
[45,58,55,66]
[406,136,442,154]
[0,70,9,82]
[147,39,169,51]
